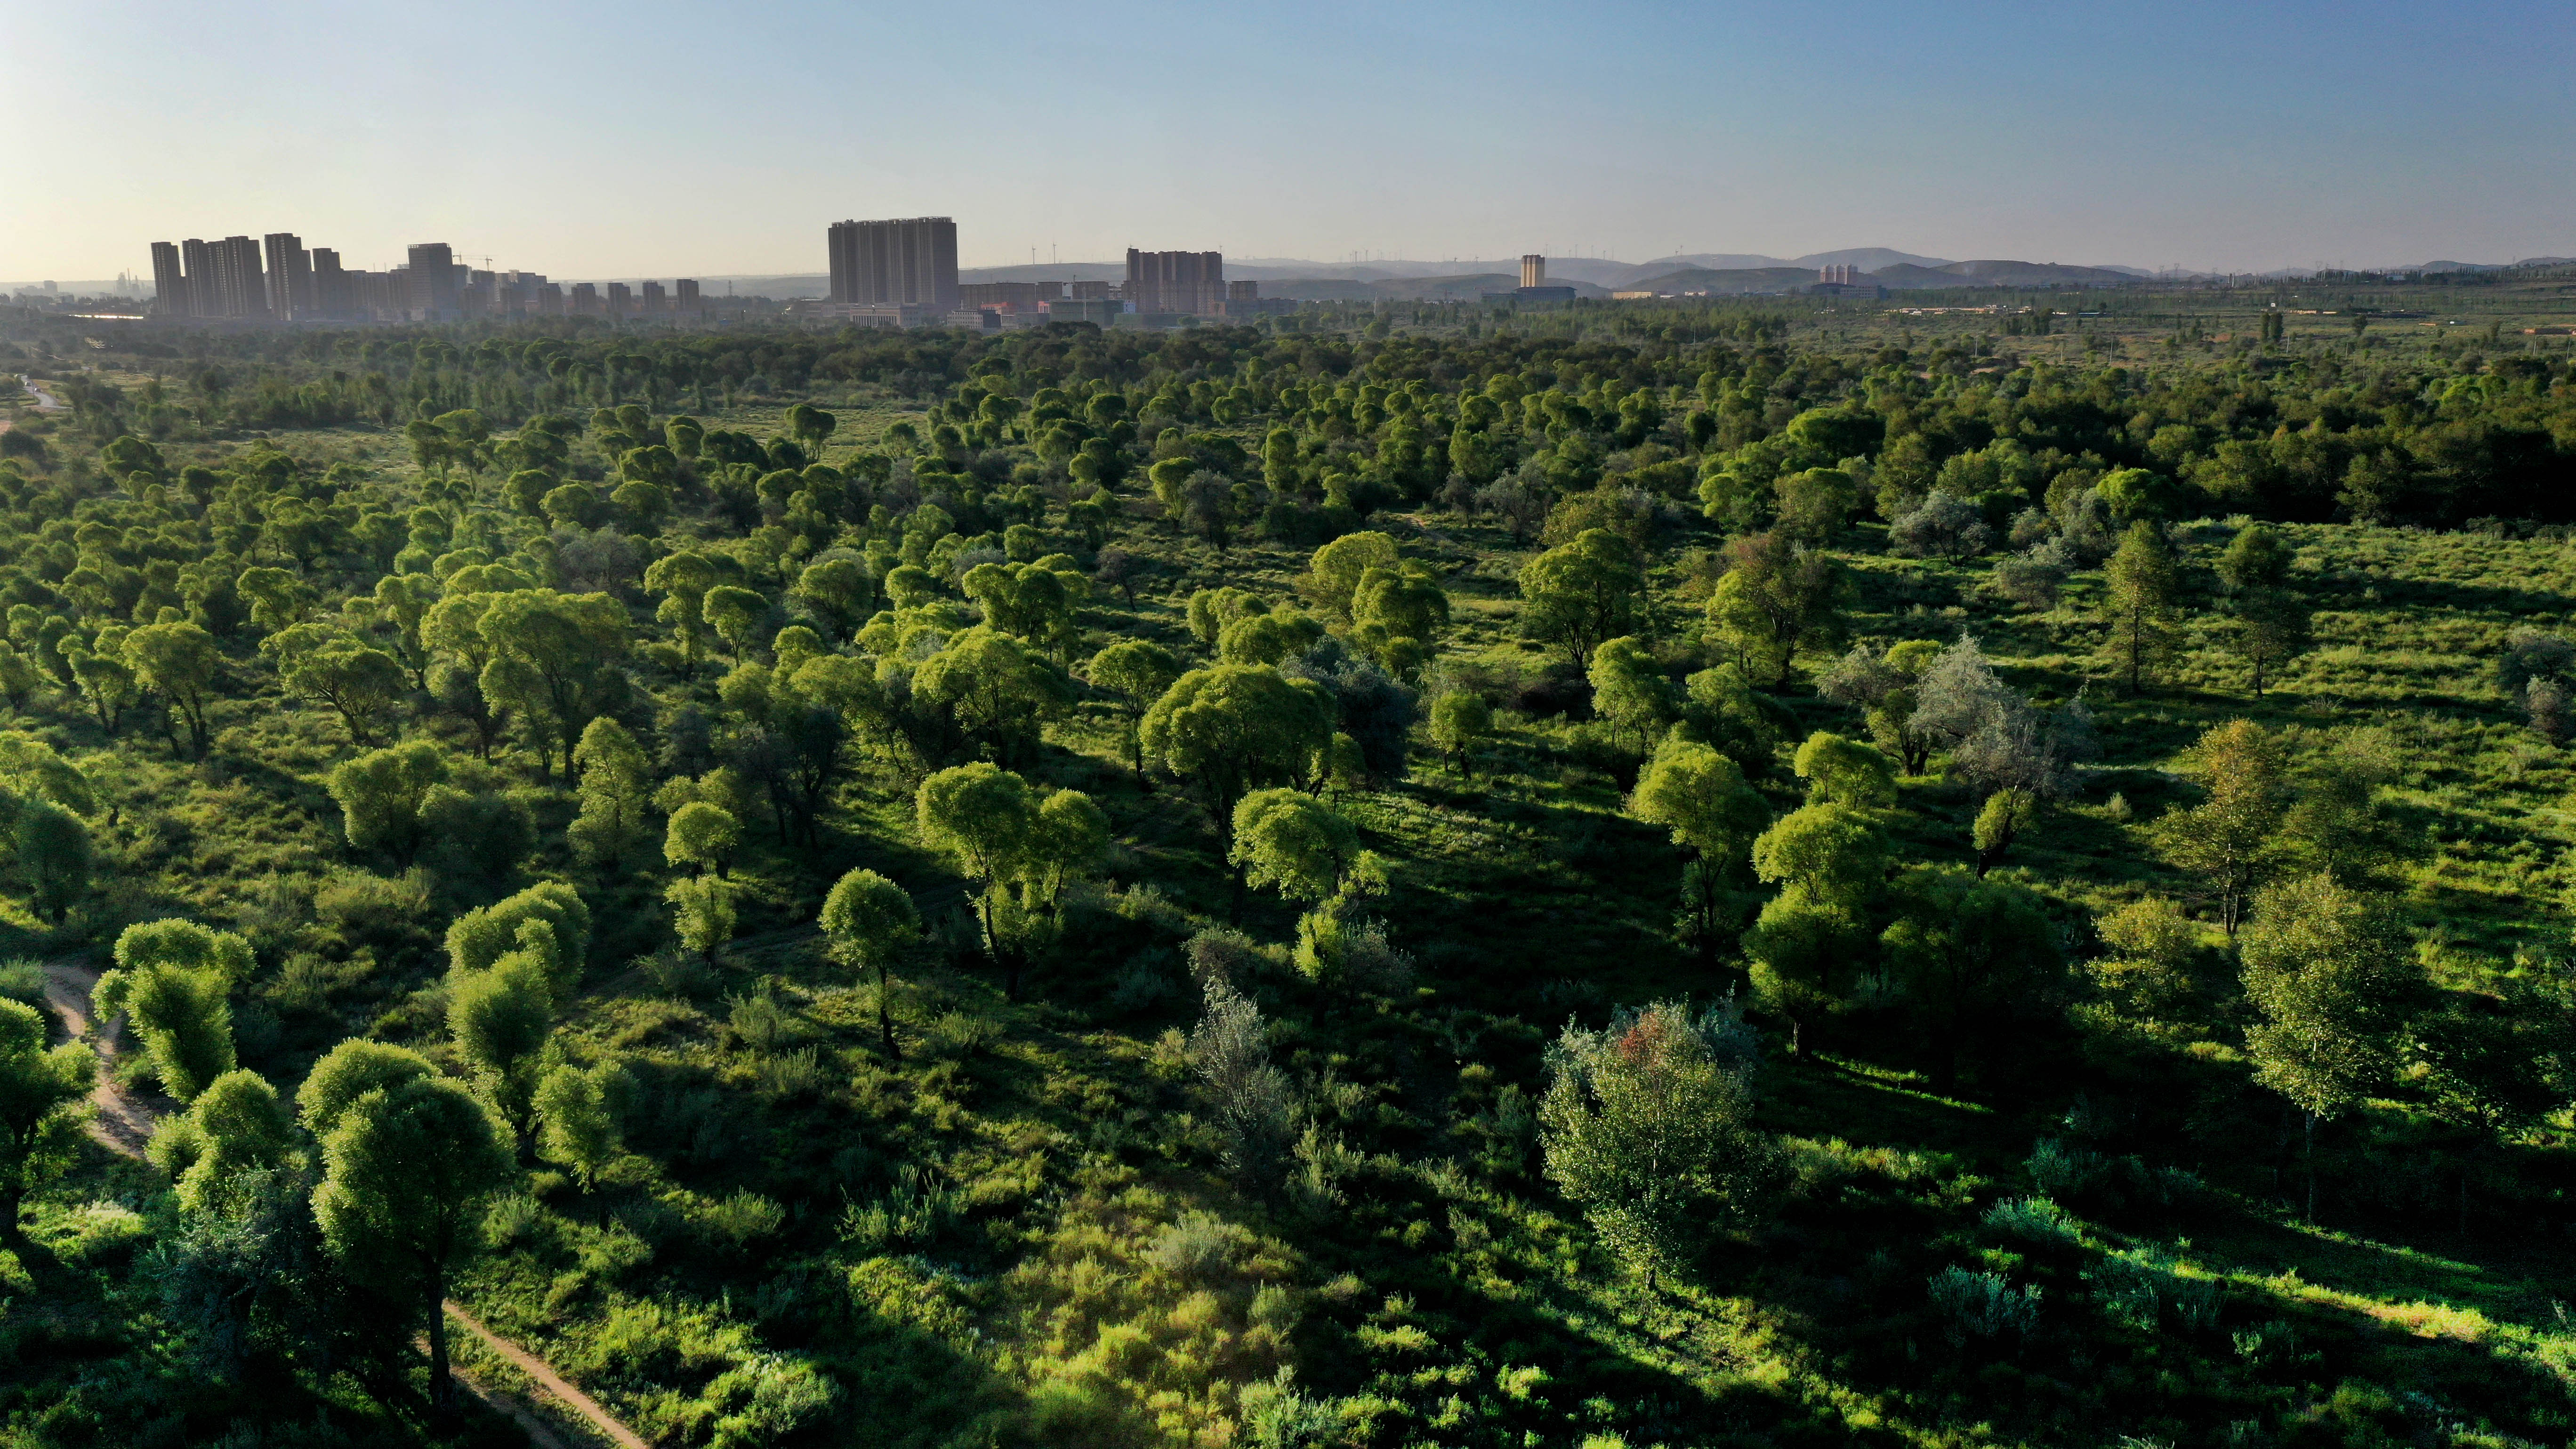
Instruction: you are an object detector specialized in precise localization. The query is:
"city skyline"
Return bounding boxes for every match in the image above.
[6,0,2571,283]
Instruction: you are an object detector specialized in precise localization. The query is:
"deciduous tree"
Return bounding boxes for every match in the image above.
[820,869,919,1054]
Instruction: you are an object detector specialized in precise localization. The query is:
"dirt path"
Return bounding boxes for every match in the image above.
[39,961,158,1157]
[36,961,655,1449]
[446,1301,651,1449]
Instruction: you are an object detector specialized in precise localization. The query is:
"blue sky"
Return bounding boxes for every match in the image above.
[5,0,2570,282]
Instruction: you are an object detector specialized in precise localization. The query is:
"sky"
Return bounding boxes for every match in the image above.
[4,0,2572,284]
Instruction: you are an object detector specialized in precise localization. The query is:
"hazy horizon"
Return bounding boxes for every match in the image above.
[5,0,2570,285]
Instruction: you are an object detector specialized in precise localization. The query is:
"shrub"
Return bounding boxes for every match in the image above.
[1146,1211,1254,1284]
[638,945,712,999]
[921,1009,997,1060]
[314,869,434,948]
[695,1190,786,1251]
[484,1191,546,1249]
[2087,1243,2222,1333]
[1983,1196,2083,1246]
[725,991,802,1054]
[0,958,41,1008]
[1927,1264,2042,1345]
[838,1164,956,1254]
[755,1046,830,1100]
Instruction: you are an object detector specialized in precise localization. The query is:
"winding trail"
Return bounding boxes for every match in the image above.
[34,961,653,1449]
[17,375,64,411]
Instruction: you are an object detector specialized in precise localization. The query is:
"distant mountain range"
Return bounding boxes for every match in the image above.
[471,253,2576,304]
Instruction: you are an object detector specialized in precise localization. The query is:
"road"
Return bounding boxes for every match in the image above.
[17,374,64,411]
[35,960,652,1448]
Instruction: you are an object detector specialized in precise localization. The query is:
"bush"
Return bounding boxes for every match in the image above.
[639,945,712,999]
[2086,1243,2222,1333]
[1891,494,1994,560]
[0,958,42,1008]
[695,1190,786,1252]
[725,991,802,1054]
[754,1046,830,1100]
[313,869,434,948]
[921,1009,998,1060]
[1983,1196,2082,1246]
[1927,1264,2042,1345]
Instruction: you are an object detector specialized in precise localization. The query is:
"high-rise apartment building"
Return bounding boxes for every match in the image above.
[150,242,189,316]
[641,281,666,312]
[406,243,459,322]
[204,236,268,318]
[570,283,600,315]
[179,240,217,317]
[676,279,700,312]
[1126,249,1225,316]
[828,217,959,312]
[262,233,313,320]
[606,282,633,316]
[310,250,351,318]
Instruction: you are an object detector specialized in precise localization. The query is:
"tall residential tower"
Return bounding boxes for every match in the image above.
[826,217,959,312]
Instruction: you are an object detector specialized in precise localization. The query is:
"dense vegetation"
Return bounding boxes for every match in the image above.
[0,285,2573,1449]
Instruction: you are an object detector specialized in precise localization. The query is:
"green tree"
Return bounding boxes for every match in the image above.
[125,621,221,748]
[449,940,553,1155]
[2153,719,2288,933]
[535,1057,634,1199]
[476,590,629,781]
[567,717,652,873]
[0,998,94,1244]
[1706,530,1849,689]
[444,882,591,999]
[1428,691,1492,777]
[1140,664,1335,828]
[1587,636,1674,755]
[786,402,837,459]
[1631,734,1769,966]
[327,740,448,868]
[311,1073,515,1421]
[1540,1000,1771,1287]
[2216,523,2311,696]
[268,628,407,746]
[791,556,875,640]
[1971,787,2039,877]
[912,625,1071,767]
[1301,531,1400,619]
[296,1039,435,1139]
[664,800,740,878]
[916,762,1036,994]
[1745,803,1885,1054]
[1230,788,1361,903]
[1879,868,2058,1088]
[1518,528,1644,666]
[95,919,251,1103]
[644,551,721,677]
[16,798,91,924]
[701,585,769,661]
[820,868,920,1054]
[665,875,736,964]
[234,566,316,634]
[1791,731,1896,810]
[1087,639,1183,779]
[2101,520,2182,694]
[146,1067,293,1217]
[2238,873,2424,1217]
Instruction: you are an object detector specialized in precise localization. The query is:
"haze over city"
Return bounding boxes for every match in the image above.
[6,0,2573,287]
